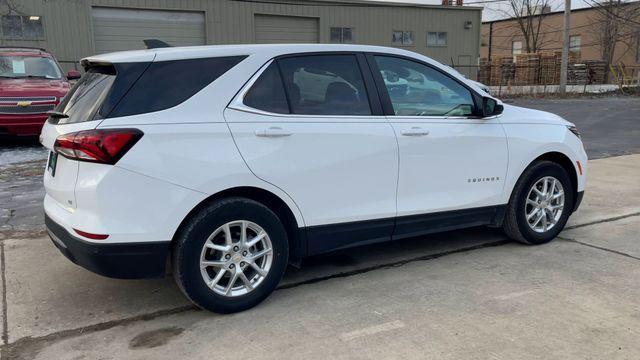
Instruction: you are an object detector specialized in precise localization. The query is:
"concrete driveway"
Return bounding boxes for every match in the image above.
[1,154,639,359]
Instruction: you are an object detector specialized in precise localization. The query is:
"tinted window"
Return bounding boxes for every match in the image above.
[244,62,289,114]
[375,56,475,117]
[277,55,371,115]
[109,56,246,118]
[53,65,116,124]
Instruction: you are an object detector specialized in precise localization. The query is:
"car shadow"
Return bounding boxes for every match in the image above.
[280,226,511,287]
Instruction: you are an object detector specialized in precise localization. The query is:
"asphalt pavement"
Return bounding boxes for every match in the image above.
[510,97,640,159]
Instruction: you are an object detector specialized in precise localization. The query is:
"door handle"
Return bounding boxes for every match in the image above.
[401,127,430,136]
[255,127,292,137]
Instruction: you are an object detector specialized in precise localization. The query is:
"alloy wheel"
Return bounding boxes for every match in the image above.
[199,220,273,297]
[525,176,565,233]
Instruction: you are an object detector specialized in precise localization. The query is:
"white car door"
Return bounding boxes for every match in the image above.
[225,53,398,254]
[369,55,508,238]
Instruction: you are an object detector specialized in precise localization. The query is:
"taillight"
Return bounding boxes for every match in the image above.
[54,129,143,165]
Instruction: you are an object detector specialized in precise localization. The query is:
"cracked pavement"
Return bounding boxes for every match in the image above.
[0,97,639,359]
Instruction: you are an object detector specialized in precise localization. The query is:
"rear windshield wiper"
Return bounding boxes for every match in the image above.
[46,110,69,119]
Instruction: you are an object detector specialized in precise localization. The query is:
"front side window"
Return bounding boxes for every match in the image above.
[277,55,371,115]
[0,55,62,79]
[427,32,447,47]
[374,56,475,117]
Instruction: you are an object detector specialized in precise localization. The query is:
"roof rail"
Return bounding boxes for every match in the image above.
[0,46,47,52]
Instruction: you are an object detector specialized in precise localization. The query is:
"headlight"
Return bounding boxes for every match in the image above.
[567,125,581,139]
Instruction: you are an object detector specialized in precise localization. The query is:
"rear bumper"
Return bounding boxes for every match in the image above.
[0,114,47,136]
[45,214,170,279]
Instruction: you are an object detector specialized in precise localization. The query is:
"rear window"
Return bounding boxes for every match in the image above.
[51,56,246,124]
[52,65,116,124]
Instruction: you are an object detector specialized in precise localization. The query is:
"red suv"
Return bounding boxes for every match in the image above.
[0,47,80,137]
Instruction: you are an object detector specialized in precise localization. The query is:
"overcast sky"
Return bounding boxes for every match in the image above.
[376,0,593,21]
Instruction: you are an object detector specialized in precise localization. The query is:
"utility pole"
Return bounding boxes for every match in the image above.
[488,21,493,61]
[559,0,571,95]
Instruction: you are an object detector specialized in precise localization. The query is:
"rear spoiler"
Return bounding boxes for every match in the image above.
[80,59,115,72]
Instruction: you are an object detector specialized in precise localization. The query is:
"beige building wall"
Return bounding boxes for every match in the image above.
[0,0,482,77]
[481,7,640,66]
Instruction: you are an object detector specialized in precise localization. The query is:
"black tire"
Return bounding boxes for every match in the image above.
[172,197,288,313]
[503,161,574,245]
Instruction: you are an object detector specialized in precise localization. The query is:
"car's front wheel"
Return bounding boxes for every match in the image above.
[503,161,574,245]
[172,197,288,313]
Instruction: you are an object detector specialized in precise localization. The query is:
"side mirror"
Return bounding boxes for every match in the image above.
[66,70,81,80]
[482,97,503,117]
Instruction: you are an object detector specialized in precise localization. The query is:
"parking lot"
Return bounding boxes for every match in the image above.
[1,97,639,359]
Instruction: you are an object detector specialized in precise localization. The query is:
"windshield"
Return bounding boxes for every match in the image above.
[0,55,63,79]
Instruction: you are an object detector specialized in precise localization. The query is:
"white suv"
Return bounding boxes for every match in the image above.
[41,44,586,313]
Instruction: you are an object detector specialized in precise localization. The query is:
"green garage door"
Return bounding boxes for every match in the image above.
[92,7,206,54]
[254,15,319,44]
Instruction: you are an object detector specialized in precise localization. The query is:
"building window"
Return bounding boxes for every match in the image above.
[512,40,523,56]
[1,15,44,39]
[569,35,581,54]
[330,27,354,43]
[427,32,447,47]
[392,30,414,46]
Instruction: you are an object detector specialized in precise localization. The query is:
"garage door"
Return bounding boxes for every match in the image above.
[254,15,319,44]
[92,7,206,54]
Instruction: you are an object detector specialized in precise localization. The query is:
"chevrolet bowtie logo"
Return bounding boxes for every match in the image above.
[17,101,32,107]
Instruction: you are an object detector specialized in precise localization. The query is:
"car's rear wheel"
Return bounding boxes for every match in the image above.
[503,161,574,245]
[172,197,288,313]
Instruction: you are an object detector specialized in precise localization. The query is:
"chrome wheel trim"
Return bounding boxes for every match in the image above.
[525,176,565,233]
[199,220,273,297]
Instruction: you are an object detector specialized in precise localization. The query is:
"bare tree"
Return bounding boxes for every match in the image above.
[499,0,554,53]
[0,0,22,15]
[587,0,640,71]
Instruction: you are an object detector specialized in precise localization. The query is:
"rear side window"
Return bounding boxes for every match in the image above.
[278,55,371,115]
[243,62,289,114]
[110,56,246,118]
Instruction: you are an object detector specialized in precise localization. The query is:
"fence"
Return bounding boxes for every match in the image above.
[452,53,640,97]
